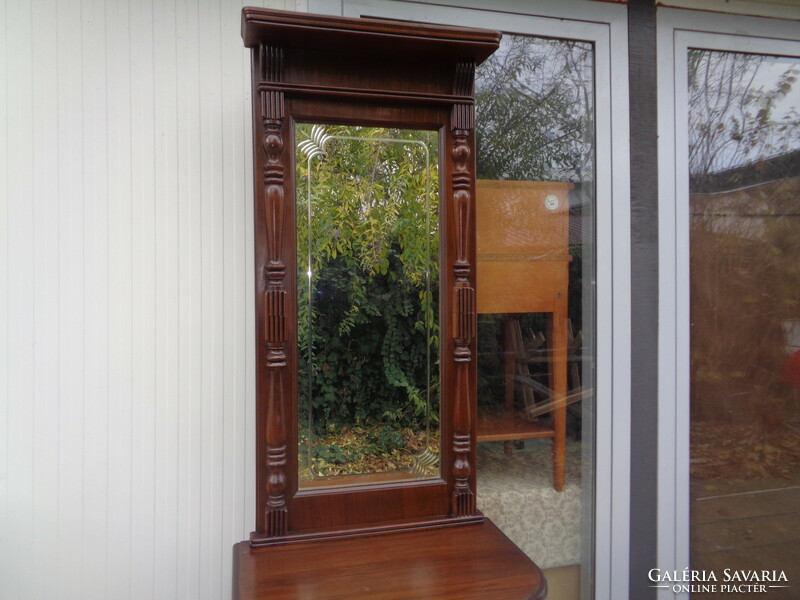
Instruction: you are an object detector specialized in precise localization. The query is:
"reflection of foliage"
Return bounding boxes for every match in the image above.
[475,35,594,183]
[299,426,439,478]
[690,176,800,421]
[689,51,800,424]
[477,314,504,407]
[689,50,800,176]
[691,421,800,480]
[296,124,439,439]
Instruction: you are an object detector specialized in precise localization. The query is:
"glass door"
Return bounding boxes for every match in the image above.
[658,11,800,599]
[473,32,596,599]
[687,48,800,598]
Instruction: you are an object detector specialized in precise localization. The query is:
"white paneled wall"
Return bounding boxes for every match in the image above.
[1,1,306,598]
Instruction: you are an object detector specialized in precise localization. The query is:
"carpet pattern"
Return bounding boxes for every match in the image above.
[476,439,585,569]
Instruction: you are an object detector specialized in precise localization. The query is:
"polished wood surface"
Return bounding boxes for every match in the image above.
[234,519,547,600]
[241,8,500,63]
[475,180,572,491]
[475,179,572,316]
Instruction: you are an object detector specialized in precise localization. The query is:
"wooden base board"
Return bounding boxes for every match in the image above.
[249,513,483,547]
[234,518,547,600]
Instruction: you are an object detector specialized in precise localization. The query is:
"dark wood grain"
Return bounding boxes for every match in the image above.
[234,519,547,600]
[241,8,501,62]
[257,81,473,105]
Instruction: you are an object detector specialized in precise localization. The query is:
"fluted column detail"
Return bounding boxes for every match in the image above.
[260,43,288,537]
[450,60,477,517]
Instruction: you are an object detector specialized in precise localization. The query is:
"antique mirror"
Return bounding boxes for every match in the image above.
[241,8,500,544]
[295,123,440,489]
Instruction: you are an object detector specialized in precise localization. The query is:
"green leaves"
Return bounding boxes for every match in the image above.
[475,35,594,182]
[296,124,440,442]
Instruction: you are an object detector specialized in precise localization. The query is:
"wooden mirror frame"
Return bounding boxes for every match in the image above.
[242,8,500,545]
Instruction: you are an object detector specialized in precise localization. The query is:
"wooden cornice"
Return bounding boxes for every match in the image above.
[241,7,501,65]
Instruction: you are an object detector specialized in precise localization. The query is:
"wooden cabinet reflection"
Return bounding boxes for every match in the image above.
[476,179,573,491]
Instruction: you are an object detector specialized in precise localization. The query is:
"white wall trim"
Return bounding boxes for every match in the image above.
[656,9,800,600]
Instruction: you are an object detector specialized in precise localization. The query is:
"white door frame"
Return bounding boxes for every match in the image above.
[312,2,632,598]
[656,9,800,600]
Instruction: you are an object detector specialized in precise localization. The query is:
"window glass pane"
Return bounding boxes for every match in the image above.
[475,34,595,599]
[688,49,800,596]
[295,124,440,489]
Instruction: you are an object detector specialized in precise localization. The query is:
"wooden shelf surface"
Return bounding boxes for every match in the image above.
[233,519,546,600]
[477,407,555,442]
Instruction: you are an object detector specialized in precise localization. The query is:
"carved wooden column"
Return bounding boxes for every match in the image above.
[450,60,477,517]
[258,43,289,538]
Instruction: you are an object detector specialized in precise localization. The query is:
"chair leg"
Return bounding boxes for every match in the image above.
[550,306,568,492]
[503,319,517,455]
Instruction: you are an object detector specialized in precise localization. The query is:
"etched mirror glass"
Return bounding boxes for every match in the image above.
[295,123,440,489]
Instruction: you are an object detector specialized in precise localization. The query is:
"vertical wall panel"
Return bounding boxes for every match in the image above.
[82,0,111,598]
[4,2,35,600]
[0,1,306,599]
[30,3,61,600]
[153,1,180,597]
[221,0,248,594]
[0,0,7,587]
[175,1,204,598]
[105,0,134,597]
[129,0,158,596]
[55,0,86,597]
[197,0,224,595]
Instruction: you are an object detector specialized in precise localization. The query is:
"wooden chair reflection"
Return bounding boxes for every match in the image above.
[504,319,592,445]
[476,315,569,492]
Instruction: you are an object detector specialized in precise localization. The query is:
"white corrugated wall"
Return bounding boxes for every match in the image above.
[0,1,306,598]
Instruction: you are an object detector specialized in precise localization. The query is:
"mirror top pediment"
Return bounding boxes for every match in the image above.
[241,7,501,65]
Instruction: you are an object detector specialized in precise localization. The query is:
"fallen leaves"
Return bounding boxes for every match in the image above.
[691,419,800,480]
[299,426,440,479]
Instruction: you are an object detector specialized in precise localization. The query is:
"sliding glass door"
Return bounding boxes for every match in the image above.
[659,11,800,599]
[687,48,800,599]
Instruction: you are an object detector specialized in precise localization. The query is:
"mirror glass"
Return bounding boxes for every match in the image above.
[295,123,440,489]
